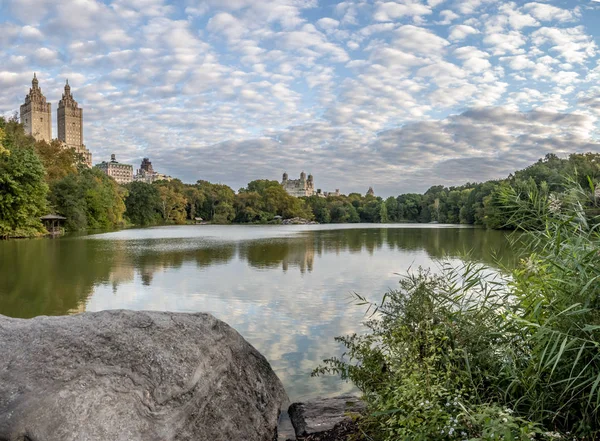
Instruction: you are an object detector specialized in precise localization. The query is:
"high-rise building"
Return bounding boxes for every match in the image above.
[134,157,172,183]
[57,80,92,167]
[19,73,52,143]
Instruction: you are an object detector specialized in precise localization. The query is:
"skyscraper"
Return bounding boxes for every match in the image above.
[19,73,52,143]
[57,80,92,167]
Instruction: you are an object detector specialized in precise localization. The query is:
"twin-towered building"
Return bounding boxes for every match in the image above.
[20,74,92,167]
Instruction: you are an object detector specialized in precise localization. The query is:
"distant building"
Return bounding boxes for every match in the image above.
[96,154,133,184]
[19,74,92,167]
[134,157,172,183]
[282,171,315,197]
[57,80,92,167]
[20,73,52,143]
[316,189,341,198]
[366,186,375,196]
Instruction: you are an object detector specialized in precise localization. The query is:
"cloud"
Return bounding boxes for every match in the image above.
[531,26,597,64]
[0,0,599,195]
[448,24,479,41]
[373,1,433,22]
[523,2,577,23]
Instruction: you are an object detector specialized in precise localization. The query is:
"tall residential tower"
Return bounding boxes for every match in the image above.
[57,80,92,167]
[20,73,52,143]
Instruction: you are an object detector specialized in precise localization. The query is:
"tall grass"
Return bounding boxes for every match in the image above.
[315,177,600,440]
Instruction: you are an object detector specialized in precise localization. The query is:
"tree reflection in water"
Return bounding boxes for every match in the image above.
[0,224,516,400]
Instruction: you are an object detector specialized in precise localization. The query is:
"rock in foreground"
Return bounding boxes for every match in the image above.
[0,310,287,441]
[288,395,366,440]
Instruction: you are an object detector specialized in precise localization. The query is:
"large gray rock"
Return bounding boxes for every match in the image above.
[0,310,287,441]
[288,395,365,439]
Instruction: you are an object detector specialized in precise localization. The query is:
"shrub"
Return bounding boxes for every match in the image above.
[316,176,600,440]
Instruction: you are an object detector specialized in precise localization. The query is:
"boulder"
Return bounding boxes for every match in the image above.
[288,395,366,440]
[0,310,287,441]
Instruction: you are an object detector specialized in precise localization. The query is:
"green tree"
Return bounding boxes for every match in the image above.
[50,167,126,230]
[234,191,268,223]
[124,181,162,226]
[157,184,187,224]
[397,194,422,222]
[0,118,48,238]
[379,200,389,223]
[34,139,77,183]
[195,180,235,221]
[384,196,399,221]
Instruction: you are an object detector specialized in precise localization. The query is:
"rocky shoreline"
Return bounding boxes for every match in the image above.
[0,310,364,441]
[281,217,319,225]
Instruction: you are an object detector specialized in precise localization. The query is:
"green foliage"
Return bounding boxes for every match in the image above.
[234,180,313,223]
[34,139,78,183]
[316,175,600,440]
[155,180,188,224]
[0,117,48,238]
[124,181,162,226]
[195,180,236,222]
[50,167,126,230]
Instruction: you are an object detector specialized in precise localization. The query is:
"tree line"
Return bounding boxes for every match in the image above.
[2,115,600,237]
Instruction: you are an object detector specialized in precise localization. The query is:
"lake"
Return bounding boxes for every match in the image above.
[0,224,515,402]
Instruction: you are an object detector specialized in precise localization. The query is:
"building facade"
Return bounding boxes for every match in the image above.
[57,80,92,167]
[96,154,133,185]
[134,157,172,183]
[19,74,52,143]
[281,172,315,197]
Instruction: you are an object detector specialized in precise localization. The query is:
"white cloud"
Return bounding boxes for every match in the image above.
[531,26,597,64]
[373,1,433,21]
[0,0,599,194]
[524,2,577,23]
[20,25,44,40]
[448,24,479,41]
[316,17,340,30]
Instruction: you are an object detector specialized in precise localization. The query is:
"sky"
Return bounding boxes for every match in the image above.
[1,0,600,196]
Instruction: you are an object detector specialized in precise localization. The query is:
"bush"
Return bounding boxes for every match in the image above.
[316,176,600,440]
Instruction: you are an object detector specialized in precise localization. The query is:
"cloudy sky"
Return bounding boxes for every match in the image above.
[1,0,600,195]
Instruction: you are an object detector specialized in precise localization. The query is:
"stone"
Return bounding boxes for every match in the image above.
[281,217,319,225]
[0,310,288,441]
[288,395,366,439]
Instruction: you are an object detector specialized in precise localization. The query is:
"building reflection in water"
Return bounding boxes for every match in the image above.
[0,225,516,401]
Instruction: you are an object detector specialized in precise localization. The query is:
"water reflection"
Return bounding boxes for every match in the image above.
[0,225,515,400]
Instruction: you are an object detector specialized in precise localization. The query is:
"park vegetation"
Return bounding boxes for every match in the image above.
[2,115,600,237]
[315,177,600,440]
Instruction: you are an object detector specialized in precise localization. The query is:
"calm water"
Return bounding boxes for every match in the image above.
[0,224,515,401]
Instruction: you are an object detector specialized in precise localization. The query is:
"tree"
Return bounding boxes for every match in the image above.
[124,181,162,226]
[195,180,235,221]
[0,127,8,156]
[157,185,187,224]
[184,186,206,220]
[397,194,422,222]
[384,196,399,221]
[234,191,267,223]
[0,118,48,238]
[34,139,77,183]
[379,201,389,223]
[50,167,126,230]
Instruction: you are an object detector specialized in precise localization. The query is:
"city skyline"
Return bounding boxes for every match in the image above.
[1,0,600,196]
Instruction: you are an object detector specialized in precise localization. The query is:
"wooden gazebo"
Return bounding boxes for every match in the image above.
[40,214,66,236]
